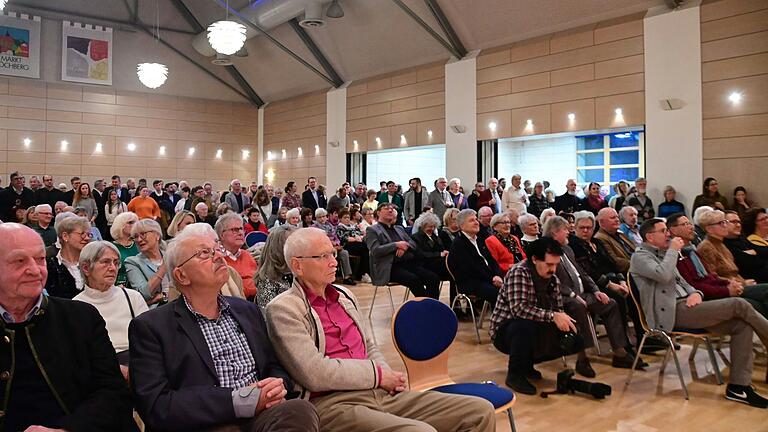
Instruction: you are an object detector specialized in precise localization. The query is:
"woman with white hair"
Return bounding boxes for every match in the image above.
[255,225,297,309]
[195,202,216,227]
[411,212,451,281]
[45,215,93,299]
[539,208,556,226]
[285,208,301,228]
[110,212,140,287]
[124,219,168,307]
[692,205,713,246]
[73,241,149,367]
[518,213,540,254]
[485,212,526,273]
[313,208,356,285]
[447,177,467,210]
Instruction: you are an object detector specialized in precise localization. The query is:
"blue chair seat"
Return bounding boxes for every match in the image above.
[430,383,514,409]
[672,327,709,335]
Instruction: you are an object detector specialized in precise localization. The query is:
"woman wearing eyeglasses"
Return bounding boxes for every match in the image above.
[743,208,768,248]
[485,213,526,273]
[45,215,93,299]
[216,213,258,300]
[73,241,149,376]
[124,219,169,307]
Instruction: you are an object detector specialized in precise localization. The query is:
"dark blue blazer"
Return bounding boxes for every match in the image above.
[129,296,293,431]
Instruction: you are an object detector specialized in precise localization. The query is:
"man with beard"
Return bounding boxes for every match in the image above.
[403,177,429,226]
[624,177,654,224]
[553,179,580,215]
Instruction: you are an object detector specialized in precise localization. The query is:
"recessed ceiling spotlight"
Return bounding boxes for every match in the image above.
[488,122,497,131]
[728,92,742,104]
[127,142,136,152]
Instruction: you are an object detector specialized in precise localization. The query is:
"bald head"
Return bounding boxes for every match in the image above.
[597,207,621,233]
[0,223,48,311]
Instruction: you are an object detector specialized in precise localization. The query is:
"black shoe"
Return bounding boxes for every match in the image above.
[725,384,768,409]
[640,338,669,355]
[612,353,646,370]
[575,358,596,378]
[526,368,542,380]
[342,277,357,286]
[505,374,537,395]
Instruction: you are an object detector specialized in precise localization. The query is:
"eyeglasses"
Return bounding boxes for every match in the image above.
[177,246,226,268]
[295,250,338,261]
[131,231,154,240]
[727,219,742,226]
[69,230,93,239]
[707,220,731,227]
[96,258,120,268]
[223,226,244,234]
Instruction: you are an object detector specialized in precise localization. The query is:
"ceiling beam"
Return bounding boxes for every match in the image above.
[423,0,467,58]
[169,0,265,107]
[390,0,462,59]
[211,0,339,88]
[10,3,197,34]
[288,18,343,87]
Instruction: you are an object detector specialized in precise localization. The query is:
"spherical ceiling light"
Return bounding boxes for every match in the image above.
[137,62,168,89]
[207,20,247,56]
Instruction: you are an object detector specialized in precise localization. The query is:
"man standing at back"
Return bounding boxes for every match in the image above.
[267,227,495,431]
[403,177,429,226]
[427,177,453,220]
[0,172,35,221]
[302,176,327,211]
[553,179,580,215]
[478,177,502,214]
[35,175,64,208]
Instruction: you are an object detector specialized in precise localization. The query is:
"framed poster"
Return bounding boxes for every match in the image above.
[0,12,41,79]
[62,21,112,85]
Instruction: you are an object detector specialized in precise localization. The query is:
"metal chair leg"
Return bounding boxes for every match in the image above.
[689,338,699,362]
[386,286,395,314]
[626,333,649,385]
[402,289,409,303]
[587,314,602,356]
[663,333,689,400]
[660,346,672,376]
[704,337,724,385]
[367,285,380,319]
[506,408,517,432]
[477,301,489,330]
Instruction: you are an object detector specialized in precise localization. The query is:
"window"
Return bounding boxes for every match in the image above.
[576,130,644,187]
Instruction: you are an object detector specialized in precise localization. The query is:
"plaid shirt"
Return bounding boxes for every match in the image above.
[183,295,259,388]
[490,260,563,340]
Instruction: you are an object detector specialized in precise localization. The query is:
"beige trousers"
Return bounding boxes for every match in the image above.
[312,388,496,432]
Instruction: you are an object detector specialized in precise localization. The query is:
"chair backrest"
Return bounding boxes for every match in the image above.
[245,231,268,247]
[391,297,457,390]
[626,273,651,333]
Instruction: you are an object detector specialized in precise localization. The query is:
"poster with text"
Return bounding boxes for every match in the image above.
[0,12,41,79]
[62,21,112,85]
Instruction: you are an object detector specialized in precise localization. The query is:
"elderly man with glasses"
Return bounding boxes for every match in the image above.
[266,227,495,431]
[129,227,319,432]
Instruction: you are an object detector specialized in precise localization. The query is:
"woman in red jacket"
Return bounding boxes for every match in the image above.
[243,207,269,235]
[485,212,526,273]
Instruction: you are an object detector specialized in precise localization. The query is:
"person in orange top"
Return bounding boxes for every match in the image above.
[216,212,258,300]
[127,186,160,220]
[485,212,526,273]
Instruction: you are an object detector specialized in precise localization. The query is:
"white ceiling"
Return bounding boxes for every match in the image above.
[9,0,666,104]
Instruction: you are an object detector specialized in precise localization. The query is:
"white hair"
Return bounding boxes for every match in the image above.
[518,213,538,228]
[413,212,440,233]
[539,208,556,225]
[455,208,477,228]
[195,202,208,212]
[283,227,327,272]
[165,223,218,278]
[110,212,138,240]
[214,212,244,237]
[34,204,52,213]
[573,210,595,226]
[315,208,328,218]
[448,178,461,189]
[619,205,637,222]
[693,205,713,226]
[79,241,120,281]
[286,208,301,219]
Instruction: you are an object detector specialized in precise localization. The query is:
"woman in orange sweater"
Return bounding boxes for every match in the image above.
[485,212,526,273]
[127,186,161,220]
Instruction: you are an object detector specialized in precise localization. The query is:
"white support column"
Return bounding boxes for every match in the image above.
[445,51,479,183]
[257,106,265,184]
[644,4,702,210]
[326,85,348,187]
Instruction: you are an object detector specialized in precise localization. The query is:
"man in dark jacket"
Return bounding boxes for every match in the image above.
[34,174,64,208]
[448,209,504,307]
[62,176,81,206]
[553,179,581,215]
[130,228,318,431]
[105,175,131,205]
[0,171,35,221]
[0,223,135,431]
[301,176,327,212]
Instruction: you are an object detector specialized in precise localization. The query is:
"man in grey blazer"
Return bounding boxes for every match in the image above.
[427,177,453,220]
[630,218,768,408]
[364,203,440,298]
[225,179,252,214]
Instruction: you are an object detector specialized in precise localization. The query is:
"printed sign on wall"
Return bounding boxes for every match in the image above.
[0,12,41,79]
[62,21,113,85]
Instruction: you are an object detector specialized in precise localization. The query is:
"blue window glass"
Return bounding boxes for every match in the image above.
[577,152,604,167]
[577,169,604,184]
[577,135,604,151]
[610,132,640,148]
[609,150,639,165]
[609,167,639,183]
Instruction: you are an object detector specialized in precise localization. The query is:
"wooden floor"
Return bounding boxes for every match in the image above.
[345,283,768,432]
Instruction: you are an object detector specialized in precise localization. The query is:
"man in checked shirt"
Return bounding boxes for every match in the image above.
[490,237,585,395]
